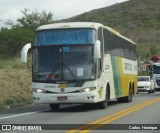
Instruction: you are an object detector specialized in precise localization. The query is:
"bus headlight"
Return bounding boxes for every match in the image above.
[33,88,46,93]
[79,87,96,92]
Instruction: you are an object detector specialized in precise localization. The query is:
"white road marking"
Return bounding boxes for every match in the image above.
[0,109,50,120]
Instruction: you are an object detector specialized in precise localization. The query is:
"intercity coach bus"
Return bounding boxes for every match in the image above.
[21,22,137,110]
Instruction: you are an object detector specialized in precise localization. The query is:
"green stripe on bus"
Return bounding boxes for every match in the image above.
[111,55,122,97]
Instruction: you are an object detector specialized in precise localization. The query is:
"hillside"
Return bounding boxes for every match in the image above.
[63,0,160,59]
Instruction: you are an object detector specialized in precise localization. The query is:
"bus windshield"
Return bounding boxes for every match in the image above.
[35,29,95,45]
[153,65,160,74]
[32,46,95,82]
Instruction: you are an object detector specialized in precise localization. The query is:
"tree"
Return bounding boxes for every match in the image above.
[17,9,53,31]
[0,28,34,56]
[0,27,34,57]
[0,9,54,57]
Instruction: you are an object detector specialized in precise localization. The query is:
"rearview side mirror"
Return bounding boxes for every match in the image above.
[21,43,31,63]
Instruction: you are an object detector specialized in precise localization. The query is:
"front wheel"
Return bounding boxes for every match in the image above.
[98,92,108,109]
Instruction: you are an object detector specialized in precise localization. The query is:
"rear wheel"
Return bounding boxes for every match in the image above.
[118,86,133,103]
[124,86,133,102]
[50,104,60,110]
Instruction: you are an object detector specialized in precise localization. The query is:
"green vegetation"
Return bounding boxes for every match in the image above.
[0,9,53,57]
[0,9,53,109]
[0,57,32,109]
[0,0,160,109]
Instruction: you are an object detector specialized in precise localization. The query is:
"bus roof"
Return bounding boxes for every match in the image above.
[37,22,103,31]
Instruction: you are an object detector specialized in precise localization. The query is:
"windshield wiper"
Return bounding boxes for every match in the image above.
[63,62,77,80]
[46,62,77,81]
[46,63,61,80]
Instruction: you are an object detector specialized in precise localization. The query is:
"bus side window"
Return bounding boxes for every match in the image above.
[103,29,110,54]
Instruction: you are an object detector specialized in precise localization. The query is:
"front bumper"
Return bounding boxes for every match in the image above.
[33,91,99,104]
[138,86,150,92]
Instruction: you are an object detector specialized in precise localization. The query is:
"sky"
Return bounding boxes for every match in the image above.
[0,0,128,27]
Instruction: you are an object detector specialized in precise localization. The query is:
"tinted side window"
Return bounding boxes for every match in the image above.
[103,29,110,54]
[103,28,136,60]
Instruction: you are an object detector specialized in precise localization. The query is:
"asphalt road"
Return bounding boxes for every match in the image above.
[0,92,160,133]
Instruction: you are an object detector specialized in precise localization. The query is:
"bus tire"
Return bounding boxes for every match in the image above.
[98,90,108,109]
[50,104,60,110]
[124,86,133,103]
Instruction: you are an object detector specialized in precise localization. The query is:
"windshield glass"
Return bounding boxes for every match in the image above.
[153,65,160,74]
[32,46,95,82]
[138,77,149,81]
[36,29,95,45]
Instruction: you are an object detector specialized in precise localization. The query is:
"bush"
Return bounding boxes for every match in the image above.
[0,28,34,57]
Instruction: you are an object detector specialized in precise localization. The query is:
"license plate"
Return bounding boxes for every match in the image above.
[57,96,67,101]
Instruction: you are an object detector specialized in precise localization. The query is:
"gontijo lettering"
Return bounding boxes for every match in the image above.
[124,63,132,70]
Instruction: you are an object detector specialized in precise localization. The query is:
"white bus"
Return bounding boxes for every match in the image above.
[21,22,137,110]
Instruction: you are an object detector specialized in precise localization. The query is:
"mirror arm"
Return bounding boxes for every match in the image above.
[21,43,31,63]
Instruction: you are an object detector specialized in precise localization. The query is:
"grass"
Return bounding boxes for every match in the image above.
[0,56,33,109]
